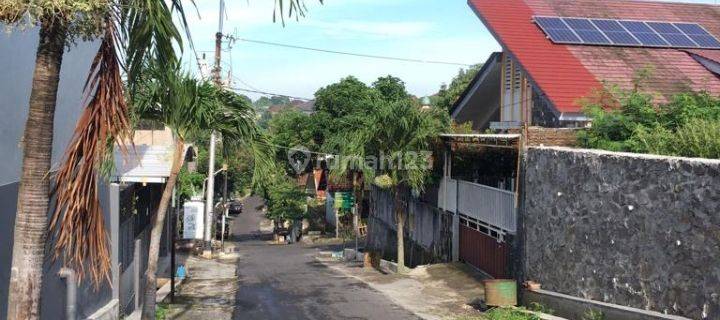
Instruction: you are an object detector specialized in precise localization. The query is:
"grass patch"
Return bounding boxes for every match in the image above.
[456,307,542,320]
[156,303,169,320]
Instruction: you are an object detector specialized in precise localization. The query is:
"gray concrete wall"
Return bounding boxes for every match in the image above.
[367,186,453,267]
[0,182,114,320]
[0,25,99,185]
[523,147,720,319]
[0,183,19,319]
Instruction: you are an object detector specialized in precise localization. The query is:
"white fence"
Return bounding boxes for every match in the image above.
[438,178,517,233]
[438,178,457,213]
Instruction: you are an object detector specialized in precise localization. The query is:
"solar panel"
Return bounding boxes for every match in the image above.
[675,23,720,48]
[646,22,697,47]
[534,16,720,50]
[563,18,611,44]
[592,19,640,45]
[534,17,583,43]
[618,21,669,46]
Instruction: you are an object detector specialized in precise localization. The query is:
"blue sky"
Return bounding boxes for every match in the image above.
[183,0,719,101]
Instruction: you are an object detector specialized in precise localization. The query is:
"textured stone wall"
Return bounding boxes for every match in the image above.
[523,147,720,319]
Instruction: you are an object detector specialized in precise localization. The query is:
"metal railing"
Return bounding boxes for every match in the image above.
[438,178,517,233]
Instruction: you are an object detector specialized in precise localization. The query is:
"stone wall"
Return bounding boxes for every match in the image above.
[523,147,720,319]
[525,127,579,147]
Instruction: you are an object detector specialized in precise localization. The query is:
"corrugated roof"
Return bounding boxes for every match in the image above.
[113,145,174,183]
[468,0,720,113]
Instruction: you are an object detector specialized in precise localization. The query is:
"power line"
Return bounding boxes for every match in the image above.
[229,86,313,101]
[231,75,262,92]
[232,37,474,67]
[256,140,339,157]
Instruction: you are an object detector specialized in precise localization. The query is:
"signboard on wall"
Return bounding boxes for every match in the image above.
[183,200,205,240]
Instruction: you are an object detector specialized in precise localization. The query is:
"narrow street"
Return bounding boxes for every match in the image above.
[168,196,420,320]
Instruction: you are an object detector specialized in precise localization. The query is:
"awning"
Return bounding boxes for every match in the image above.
[112,145,174,183]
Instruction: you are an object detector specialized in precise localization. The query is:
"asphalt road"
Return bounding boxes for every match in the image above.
[227,196,419,320]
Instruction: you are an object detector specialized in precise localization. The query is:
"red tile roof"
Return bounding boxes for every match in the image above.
[469,0,720,113]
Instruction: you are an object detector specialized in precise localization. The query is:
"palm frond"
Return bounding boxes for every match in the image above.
[122,0,184,88]
[50,17,130,286]
[274,0,323,26]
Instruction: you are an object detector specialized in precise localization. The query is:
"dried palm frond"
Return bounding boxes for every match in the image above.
[49,0,189,286]
[49,16,130,285]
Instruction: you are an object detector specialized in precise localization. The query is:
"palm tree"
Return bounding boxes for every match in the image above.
[2,0,315,318]
[1,2,187,318]
[335,100,448,272]
[131,64,270,319]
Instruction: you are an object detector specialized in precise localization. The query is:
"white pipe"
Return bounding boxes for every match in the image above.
[59,268,76,320]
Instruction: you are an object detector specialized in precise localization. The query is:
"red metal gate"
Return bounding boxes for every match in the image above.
[459,224,510,278]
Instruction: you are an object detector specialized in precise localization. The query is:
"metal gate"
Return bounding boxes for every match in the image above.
[459,223,510,279]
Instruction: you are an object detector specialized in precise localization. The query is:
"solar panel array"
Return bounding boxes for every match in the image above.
[534,16,720,49]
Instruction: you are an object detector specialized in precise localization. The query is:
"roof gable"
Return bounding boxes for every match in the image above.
[469,0,720,113]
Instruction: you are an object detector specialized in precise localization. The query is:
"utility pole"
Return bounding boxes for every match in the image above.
[204,0,225,257]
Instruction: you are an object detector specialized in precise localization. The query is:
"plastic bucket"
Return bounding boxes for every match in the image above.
[483,279,517,306]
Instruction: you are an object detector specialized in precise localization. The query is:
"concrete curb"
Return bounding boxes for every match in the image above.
[523,289,692,320]
[86,299,119,320]
[341,248,400,274]
[156,277,184,304]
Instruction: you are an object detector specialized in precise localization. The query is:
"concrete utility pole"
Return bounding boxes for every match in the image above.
[204,0,225,257]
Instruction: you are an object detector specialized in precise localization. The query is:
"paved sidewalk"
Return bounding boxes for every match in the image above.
[317,259,488,320]
[165,253,239,320]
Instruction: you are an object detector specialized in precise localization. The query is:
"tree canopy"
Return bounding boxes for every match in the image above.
[373,75,410,102]
[433,64,482,112]
[314,76,381,118]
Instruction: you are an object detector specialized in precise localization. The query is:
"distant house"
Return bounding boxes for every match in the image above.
[454,0,720,131]
[267,99,315,116]
[290,99,315,115]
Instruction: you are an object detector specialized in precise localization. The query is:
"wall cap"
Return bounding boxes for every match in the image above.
[528,146,720,165]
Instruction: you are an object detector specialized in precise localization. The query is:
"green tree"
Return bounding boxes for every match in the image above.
[1,1,188,317]
[270,95,292,106]
[373,75,409,102]
[268,109,317,149]
[334,99,448,272]
[131,64,266,319]
[314,76,381,118]
[434,64,482,112]
[254,96,273,110]
[264,174,308,225]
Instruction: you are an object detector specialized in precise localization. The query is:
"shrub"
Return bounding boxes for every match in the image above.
[671,119,720,159]
[579,90,720,159]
